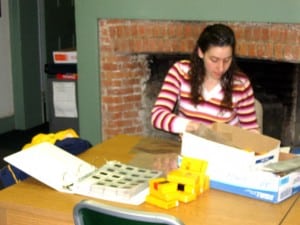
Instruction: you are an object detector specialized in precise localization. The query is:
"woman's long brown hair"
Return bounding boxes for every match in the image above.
[189,24,240,109]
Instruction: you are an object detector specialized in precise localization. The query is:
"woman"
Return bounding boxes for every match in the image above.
[151,24,259,135]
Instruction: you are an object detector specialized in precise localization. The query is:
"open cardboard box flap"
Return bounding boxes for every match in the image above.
[182,122,281,169]
[195,122,281,155]
[279,152,296,161]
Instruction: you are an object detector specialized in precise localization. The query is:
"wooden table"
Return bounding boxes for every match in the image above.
[280,193,300,225]
[0,135,299,225]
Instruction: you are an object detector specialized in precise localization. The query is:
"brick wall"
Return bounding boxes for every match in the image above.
[99,19,300,140]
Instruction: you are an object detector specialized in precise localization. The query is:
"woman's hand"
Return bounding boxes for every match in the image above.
[185,121,212,132]
[152,153,178,175]
[249,128,261,134]
[185,121,202,132]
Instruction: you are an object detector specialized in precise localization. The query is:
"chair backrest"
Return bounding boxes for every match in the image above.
[254,98,263,133]
[73,200,185,225]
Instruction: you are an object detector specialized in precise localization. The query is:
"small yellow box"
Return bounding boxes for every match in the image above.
[180,157,208,173]
[149,188,179,201]
[149,178,177,194]
[199,175,210,193]
[145,195,179,209]
[177,191,197,203]
[167,169,199,186]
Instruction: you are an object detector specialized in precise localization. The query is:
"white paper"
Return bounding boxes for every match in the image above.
[53,81,78,118]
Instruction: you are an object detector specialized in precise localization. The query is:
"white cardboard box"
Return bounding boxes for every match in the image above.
[208,154,300,203]
[181,123,280,170]
[53,48,77,64]
[180,123,300,203]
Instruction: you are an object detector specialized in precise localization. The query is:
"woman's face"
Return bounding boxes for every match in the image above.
[198,45,233,81]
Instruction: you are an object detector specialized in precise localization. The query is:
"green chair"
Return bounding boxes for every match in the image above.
[73,200,185,225]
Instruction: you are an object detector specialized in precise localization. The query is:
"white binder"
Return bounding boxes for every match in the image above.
[4,142,162,205]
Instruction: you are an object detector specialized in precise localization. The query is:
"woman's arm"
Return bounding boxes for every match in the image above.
[151,61,190,134]
[234,76,260,132]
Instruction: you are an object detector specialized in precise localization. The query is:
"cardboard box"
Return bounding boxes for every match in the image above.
[53,48,77,64]
[180,123,300,203]
[181,123,280,170]
[209,153,300,203]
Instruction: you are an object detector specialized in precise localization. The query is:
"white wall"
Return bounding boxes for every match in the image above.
[0,0,14,118]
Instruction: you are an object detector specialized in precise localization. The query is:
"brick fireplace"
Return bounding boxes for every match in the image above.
[99,19,300,145]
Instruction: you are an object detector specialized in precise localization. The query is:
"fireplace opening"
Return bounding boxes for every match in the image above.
[237,58,298,146]
[143,54,299,146]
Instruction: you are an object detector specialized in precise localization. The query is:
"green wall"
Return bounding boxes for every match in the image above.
[75,0,300,144]
[1,0,44,134]
[0,0,76,134]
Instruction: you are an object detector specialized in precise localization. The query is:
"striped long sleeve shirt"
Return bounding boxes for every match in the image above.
[151,60,259,134]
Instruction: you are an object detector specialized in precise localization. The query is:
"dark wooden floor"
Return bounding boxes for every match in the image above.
[0,123,49,169]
